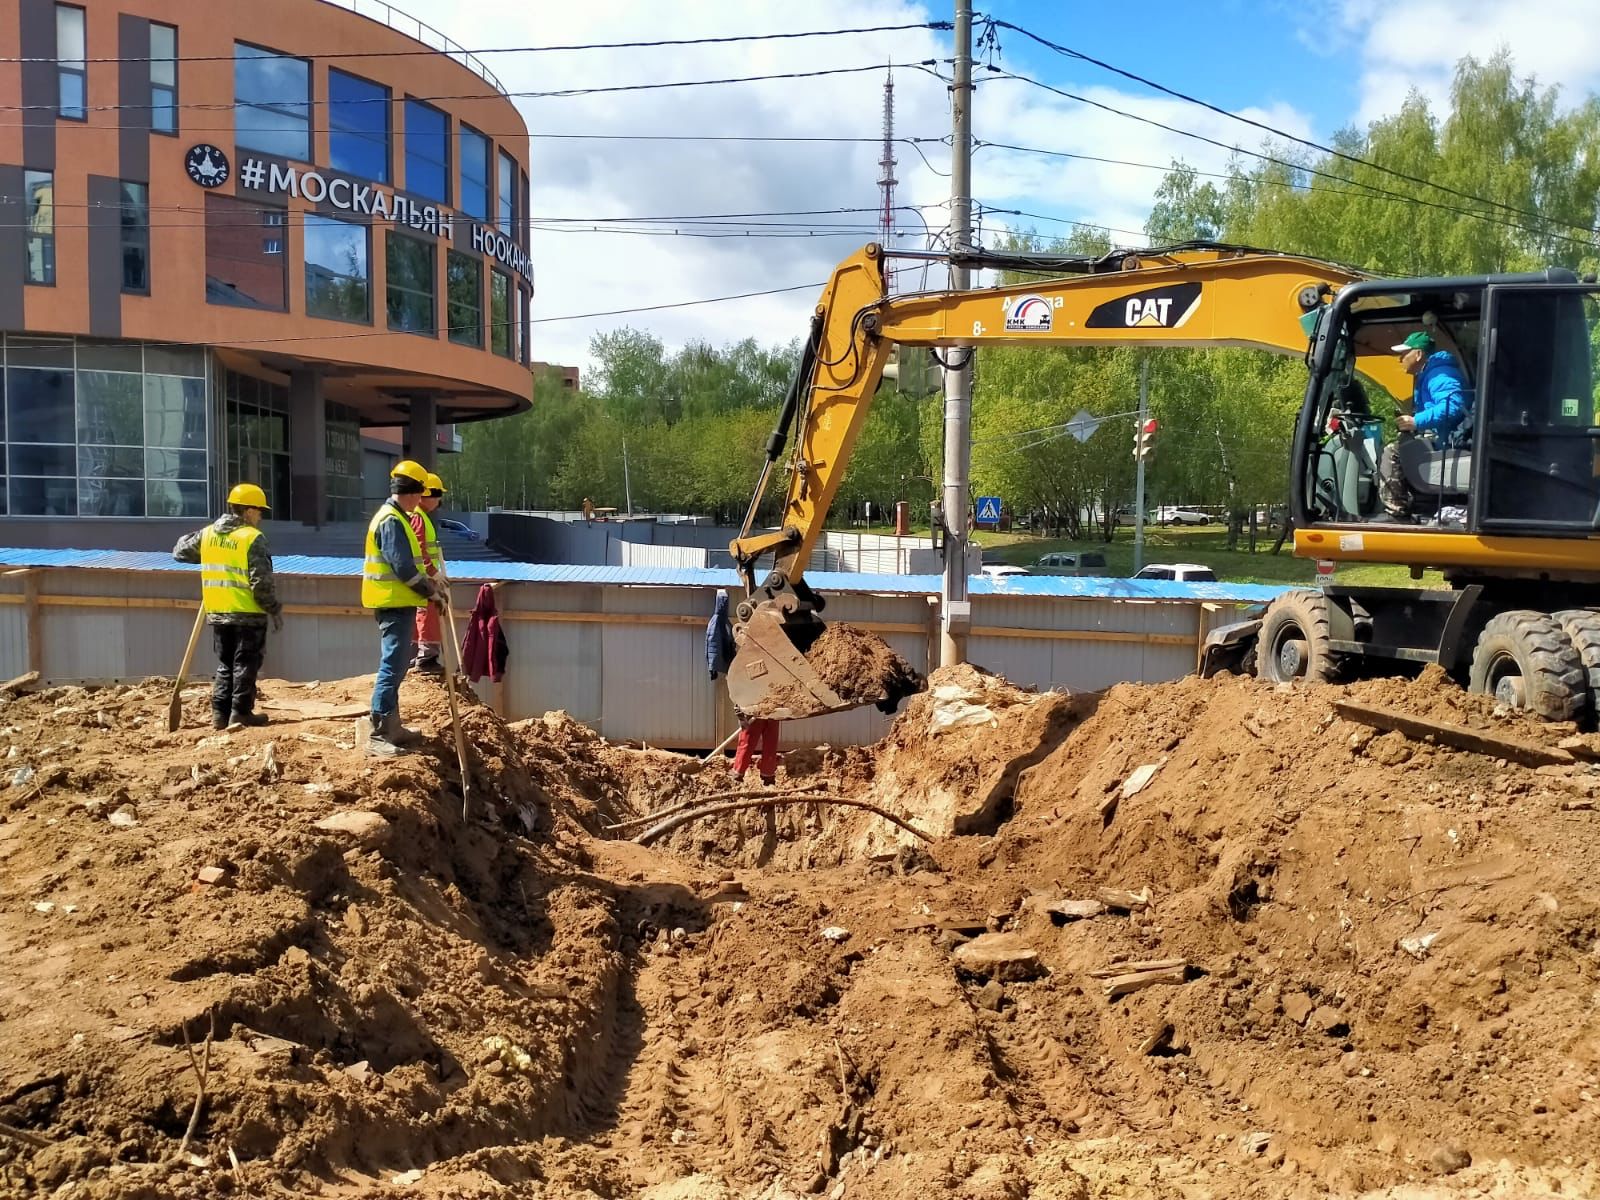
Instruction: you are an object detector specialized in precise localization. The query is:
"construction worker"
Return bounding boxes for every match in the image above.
[172,483,282,730]
[732,714,780,786]
[411,472,448,675]
[363,460,440,755]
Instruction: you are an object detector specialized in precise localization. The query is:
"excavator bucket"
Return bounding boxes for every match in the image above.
[725,607,870,720]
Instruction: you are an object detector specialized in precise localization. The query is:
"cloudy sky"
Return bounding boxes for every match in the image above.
[394,0,1600,370]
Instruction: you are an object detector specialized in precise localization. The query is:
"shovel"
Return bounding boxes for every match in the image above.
[438,588,472,818]
[167,605,206,733]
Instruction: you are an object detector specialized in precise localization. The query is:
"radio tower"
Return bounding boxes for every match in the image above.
[878,70,897,281]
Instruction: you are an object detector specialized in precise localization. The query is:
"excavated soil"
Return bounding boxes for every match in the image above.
[1,663,1597,1199]
[804,625,923,708]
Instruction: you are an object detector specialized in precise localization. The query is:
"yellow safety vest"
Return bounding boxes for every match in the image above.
[419,509,445,575]
[200,525,265,615]
[362,503,429,609]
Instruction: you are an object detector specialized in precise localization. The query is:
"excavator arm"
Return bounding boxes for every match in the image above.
[726,241,1390,719]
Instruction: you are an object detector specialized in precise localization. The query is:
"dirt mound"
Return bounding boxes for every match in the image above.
[2,665,1597,1199]
[859,664,1089,840]
[805,623,923,708]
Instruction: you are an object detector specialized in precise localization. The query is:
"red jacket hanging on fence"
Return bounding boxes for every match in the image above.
[461,583,509,682]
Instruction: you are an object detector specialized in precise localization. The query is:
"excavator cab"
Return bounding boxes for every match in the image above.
[1295,273,1600,537]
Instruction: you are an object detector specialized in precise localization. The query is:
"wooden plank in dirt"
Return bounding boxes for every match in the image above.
[1332,700,1572,768]
[1324,704,1574,771]
[0,671,40,694]
[1102,963,1188,1000]
[258,700,369,721]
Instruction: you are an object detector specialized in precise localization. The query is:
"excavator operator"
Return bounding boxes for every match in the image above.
[1379,330,1472,518]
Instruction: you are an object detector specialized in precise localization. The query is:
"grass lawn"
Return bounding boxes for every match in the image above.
[841,521,1435,587]
[970,525,1435,588]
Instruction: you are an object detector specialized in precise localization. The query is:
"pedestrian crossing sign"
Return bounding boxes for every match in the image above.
[975,495,1002,526]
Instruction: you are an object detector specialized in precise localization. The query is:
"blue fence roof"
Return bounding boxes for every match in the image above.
[0,546,1289,604]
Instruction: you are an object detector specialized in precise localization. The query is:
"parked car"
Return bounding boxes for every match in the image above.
[1031,551,1109,577]
[1152,506,1212,526]
[436,518,482,541]
[1133,563,1217,582]
[978,563,1031,580]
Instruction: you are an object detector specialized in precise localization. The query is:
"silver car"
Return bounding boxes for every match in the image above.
[1032,551,1109,576]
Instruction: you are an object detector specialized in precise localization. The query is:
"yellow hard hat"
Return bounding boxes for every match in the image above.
[390,459,429,485]
[424,473,446,496]
[227,482,269,510]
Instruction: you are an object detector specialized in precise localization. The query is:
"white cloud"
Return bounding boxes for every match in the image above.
[397,1,1323,369]
[1333,0,1600,127]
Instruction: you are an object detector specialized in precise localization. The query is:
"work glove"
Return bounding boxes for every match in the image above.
[271,611,284,633]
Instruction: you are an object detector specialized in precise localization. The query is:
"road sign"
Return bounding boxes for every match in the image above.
[975,495,1002,526]
[1065,409,1100,443]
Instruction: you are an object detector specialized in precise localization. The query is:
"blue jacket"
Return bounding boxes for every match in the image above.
[1412,351,1470,440]
[705,590,735,679]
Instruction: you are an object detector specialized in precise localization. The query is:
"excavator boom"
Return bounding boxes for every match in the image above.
[727,241,1381,719]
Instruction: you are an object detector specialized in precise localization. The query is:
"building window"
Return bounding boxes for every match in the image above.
[404,98,449,204]
[56,5,86,120]
[24,171,54,285]
[0,335,208,518]
[149,23,177,134]
[263,211,286,228]
[305,215,370,324]
[5,338,77,515]
[386,233,435,335]
[329,69,389,184]
[519,168,530,251]
[204,194,287,311]
[497,149,515,236]
[446,251,482,347]
[235,43,310,162]
[519,286,530,365]
[459,124,490,222]
[325,405,362,523]
[120,182,149,294]
[222,367,289,516]
[490,269,511,357]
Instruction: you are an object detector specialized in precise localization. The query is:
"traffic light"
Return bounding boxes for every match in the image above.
[1133,417,1158,462]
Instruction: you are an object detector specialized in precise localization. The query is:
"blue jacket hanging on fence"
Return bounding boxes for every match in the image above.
[706,590,735,679]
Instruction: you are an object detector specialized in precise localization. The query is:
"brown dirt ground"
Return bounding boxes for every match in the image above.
[0,663,1597,1199]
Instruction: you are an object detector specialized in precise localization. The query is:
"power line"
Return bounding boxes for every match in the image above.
[986,18,1599,241]
[980,68,1600,254]
[181,281,829,349]
[0,61,946,113]
[974,139,1591,255]
[0,21,950,65]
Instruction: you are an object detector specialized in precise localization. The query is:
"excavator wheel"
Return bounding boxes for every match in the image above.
[1468,611,1587,722]
[1552,609,1600,727]
[1255,589,1340,685]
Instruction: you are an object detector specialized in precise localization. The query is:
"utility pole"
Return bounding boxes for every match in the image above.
[939,0,974,668]
[622,438,634,518]
[1134,359,1149,572]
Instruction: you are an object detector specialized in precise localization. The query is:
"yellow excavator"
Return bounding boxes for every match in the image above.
[727,241,1600,722]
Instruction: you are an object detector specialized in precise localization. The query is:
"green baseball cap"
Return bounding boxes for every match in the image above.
[1391,331,1435,353]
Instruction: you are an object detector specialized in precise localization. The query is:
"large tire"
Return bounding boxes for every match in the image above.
[1468,611,1587,722]
[1553,609,1600,725]
[1256,589,1340,685]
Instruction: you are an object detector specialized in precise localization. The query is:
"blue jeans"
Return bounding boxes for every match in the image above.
[372,607,417,717]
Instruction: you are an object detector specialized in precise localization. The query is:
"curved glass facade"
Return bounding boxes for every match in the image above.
[0,334,208,518]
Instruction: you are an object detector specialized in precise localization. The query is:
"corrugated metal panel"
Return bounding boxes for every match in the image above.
[0,546,1288,604]
[619,541,708,569]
